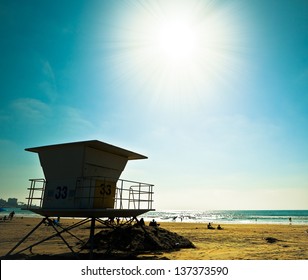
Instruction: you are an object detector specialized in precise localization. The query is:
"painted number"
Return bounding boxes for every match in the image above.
[99,184,112,196]
[55,186,68,199]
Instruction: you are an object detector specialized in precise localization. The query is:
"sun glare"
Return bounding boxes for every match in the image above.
[107,0,246,107]
[155,19,198,62]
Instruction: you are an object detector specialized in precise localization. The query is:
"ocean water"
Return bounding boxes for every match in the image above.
[1,208,308,225]
[141,210,308,225]
[0,208,41,218]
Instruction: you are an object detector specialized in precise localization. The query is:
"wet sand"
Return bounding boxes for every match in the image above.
[1,217,307,259]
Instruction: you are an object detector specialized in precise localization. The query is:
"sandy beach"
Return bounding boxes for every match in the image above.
[1,217,307,260]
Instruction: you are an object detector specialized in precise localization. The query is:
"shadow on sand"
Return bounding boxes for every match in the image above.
[2,224,195,260]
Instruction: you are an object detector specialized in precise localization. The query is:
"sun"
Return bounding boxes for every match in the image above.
[155,18,198,62]
[106,0,246,107]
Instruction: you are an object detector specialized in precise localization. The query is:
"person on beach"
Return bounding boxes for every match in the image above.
[8,211,15,220]
[289,217,292,225]
[149,219,160,227]
[53,218,60,226]
[138,218,145,226]
[207,222,215,229]
[217,225,223,230]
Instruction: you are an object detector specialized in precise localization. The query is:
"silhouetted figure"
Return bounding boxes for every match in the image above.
[217,224,223,230]
[8,211,15,220]
[138,218,145,226]
[207,222,215,229]
[289,217,292,225]
[149,219,160,227]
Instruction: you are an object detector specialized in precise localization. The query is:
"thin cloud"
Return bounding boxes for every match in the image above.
[60,106,94,132]
[11,98,51,121]
[38,59,58,102]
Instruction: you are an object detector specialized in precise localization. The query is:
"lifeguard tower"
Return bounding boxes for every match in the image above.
[6,140,154,258]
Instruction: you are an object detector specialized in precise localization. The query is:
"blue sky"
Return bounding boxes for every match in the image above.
[0,0,307,210]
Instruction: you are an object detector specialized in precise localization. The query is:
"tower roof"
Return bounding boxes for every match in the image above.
[25,140,147,160]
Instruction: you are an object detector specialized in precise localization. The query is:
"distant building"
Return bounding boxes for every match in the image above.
[0,198,6,207]
[0,198,19,207]
[8,198,18,207]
